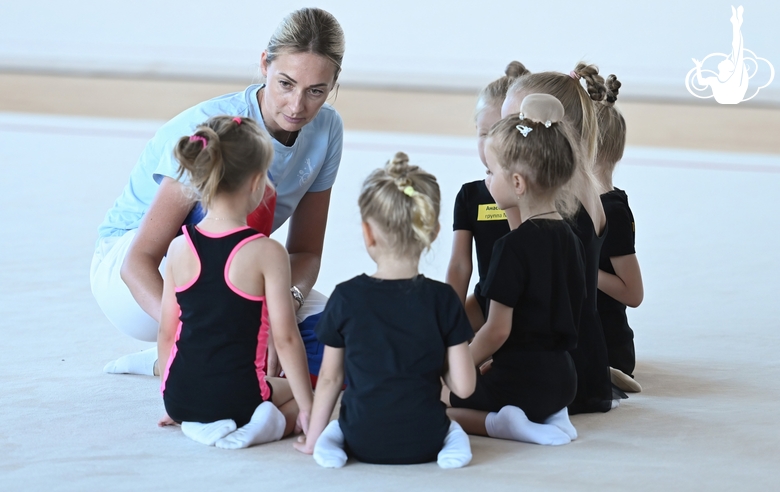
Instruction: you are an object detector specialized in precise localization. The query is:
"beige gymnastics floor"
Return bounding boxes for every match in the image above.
[1,75,779,490]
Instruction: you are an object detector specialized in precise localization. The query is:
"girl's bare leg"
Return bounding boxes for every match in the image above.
[447,408,489,436]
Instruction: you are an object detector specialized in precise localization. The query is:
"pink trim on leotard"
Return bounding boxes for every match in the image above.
[224,233,266,301]
[160,312,184,395]
[194,225,252,238]
[175,226,201,293]
[255,300,272,401]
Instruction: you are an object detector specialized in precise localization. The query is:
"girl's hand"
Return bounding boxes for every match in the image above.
[293,434,315,455]
[479,359,493,375]
[158,413,176,427]
[295,408,311,435]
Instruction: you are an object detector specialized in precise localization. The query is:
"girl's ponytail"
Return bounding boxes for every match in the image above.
[359,152,441,257]
[174,116,273,210]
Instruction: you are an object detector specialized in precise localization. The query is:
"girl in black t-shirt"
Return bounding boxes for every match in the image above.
[446,62,524,329]
[294,153,477,468]
[595,75,644,392]
[446,94,586,446]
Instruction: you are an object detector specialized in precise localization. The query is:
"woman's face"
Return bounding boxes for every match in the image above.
[260,51,337,135]
[476,104,501,167]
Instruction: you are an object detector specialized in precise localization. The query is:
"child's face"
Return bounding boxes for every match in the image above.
[484,142,518,210]
[476,104,502,167]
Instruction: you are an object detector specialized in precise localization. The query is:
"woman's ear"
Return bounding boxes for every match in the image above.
[260,51,269,77]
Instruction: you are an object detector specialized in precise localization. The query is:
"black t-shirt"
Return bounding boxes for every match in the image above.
[483,219,586,367]
[598,188,636,313]
[315,274,474,464]
[452,180,510,295]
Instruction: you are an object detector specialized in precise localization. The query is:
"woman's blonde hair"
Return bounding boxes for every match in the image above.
[174,116,273,210]
[358,152,441,258]
[475,61,529,118]
[595,74,626,177]
[265,8,345,82]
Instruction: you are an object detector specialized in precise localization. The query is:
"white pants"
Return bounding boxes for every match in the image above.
[90,230,328,343]
[90,230,164,342]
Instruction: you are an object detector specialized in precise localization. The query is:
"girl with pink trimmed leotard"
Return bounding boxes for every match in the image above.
[156,115,312,449]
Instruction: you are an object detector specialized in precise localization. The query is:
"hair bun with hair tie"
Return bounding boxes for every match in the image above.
[518,94,565,128]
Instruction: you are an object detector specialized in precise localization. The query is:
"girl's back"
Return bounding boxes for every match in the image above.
[316,274,472,464]
[163,225,271,427]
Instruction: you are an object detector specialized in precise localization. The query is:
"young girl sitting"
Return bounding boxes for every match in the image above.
[595,75,644,393]
[446,94,586,446]
[503,63,617,414]
[157,116,313,449]
[294,153,476,468]
[446,62,525,330]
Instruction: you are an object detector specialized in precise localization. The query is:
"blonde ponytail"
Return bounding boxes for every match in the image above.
[359,152,441,257]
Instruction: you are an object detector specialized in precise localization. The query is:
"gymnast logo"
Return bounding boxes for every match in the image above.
[685,5,774,104]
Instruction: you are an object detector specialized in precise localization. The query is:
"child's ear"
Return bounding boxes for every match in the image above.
[511,172,527,197]
[431,221,441,242]
[361,221,376,248]
[250,172,265,193]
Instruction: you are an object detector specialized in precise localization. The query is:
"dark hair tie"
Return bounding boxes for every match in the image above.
[606,95,617,103]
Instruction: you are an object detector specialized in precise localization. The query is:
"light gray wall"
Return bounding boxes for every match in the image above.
[1,1,777,103]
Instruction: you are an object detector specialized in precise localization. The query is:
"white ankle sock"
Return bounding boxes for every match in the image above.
[611,399,620,409]
[437,421,472,469]
[313,420,348,468]
[215,402,286,449]
[103,347,157,376]
[485,406,571,446]
[181,419,237,446]
[543,408,577,440]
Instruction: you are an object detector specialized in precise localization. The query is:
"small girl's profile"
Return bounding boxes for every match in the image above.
[503,62,617,414]
[446,94,585,446]
[157,115,313,449]
[294,153,476,468]
[594,75,644,392]
[447,61,526,330]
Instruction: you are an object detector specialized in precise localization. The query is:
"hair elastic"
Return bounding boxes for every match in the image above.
[189,135,208,148]
[233,117,242,125]
[569,71,581,80]
[403,185,417,197]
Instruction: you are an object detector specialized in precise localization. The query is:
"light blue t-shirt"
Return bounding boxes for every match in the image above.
[98,84,343,238]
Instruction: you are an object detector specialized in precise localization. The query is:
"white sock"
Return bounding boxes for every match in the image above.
[181,419,237,446]
[543,408,577,440]
[215,402,286,449]
[313,420,348,468]
[103,347,157,376]
[485,406,571,446]
[611,399,620,409]
[437,421,472,469]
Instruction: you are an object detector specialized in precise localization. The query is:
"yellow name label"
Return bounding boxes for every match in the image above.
[477,204,507,221]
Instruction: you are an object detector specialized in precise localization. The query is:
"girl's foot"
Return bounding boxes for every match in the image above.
[437,421,472,469]
[610,367,642,393]
[485,406,571,446]
[181,419,237,445]
[313,420,348,468]
[215,401,286,449]
[543,408,577,440]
